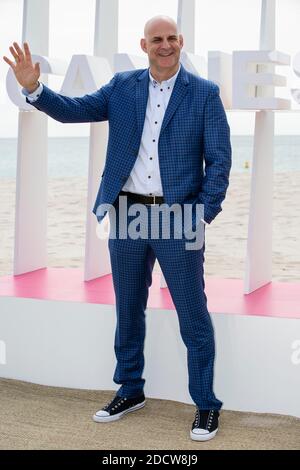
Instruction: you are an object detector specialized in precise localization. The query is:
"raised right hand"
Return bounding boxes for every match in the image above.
[3,42,40,93]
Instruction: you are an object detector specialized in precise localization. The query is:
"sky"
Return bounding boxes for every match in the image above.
[0,0,300,137]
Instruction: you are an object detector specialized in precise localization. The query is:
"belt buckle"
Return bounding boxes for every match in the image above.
[150,195,157,206]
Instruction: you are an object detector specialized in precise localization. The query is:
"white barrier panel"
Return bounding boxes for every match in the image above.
[0,296,299,417]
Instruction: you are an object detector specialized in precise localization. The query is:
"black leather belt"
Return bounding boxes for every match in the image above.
[119,191,165,205]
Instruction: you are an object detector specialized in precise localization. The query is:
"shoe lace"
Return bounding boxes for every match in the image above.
[103,396,127,411]
[195,407,200,426]
[207,410,214,430]
[194,408,215,429]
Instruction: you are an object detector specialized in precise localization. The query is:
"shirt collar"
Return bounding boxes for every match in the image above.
[149,63,181,89]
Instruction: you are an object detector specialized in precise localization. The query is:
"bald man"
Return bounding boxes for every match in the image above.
[4,15,231,442]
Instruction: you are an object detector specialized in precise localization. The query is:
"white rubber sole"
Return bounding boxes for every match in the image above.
[190,428,218,441]
[93,400,146,423]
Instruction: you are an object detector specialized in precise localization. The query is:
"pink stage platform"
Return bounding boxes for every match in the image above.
[0,268,299,319]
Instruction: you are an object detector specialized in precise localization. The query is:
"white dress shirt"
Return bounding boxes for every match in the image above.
[122,64,181,196]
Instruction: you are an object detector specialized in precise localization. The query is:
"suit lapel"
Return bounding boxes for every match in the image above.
[136,69,149,138]
[160,65,189,134]
[135,64,190,137]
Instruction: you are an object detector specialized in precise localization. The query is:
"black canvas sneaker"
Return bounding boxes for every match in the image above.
[190,408,220,441]
[93,392,146,423]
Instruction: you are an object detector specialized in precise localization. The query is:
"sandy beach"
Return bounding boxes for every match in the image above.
[0,172,299,281]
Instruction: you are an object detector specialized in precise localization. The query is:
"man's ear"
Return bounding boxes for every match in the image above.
[179,34,184,49]
[140,38,147,53]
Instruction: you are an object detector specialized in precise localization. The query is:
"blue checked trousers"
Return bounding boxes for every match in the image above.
[108,195,223,411]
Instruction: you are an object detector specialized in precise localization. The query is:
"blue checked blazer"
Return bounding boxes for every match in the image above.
[26,64,231,224]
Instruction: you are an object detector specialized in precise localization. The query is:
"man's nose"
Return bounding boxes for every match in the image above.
[161,38,171,49]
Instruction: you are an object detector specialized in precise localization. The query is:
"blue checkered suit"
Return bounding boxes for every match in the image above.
[27,64,231,410]
[26,64,231,225]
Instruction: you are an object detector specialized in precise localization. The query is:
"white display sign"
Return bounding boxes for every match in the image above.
[5,49,300,111]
